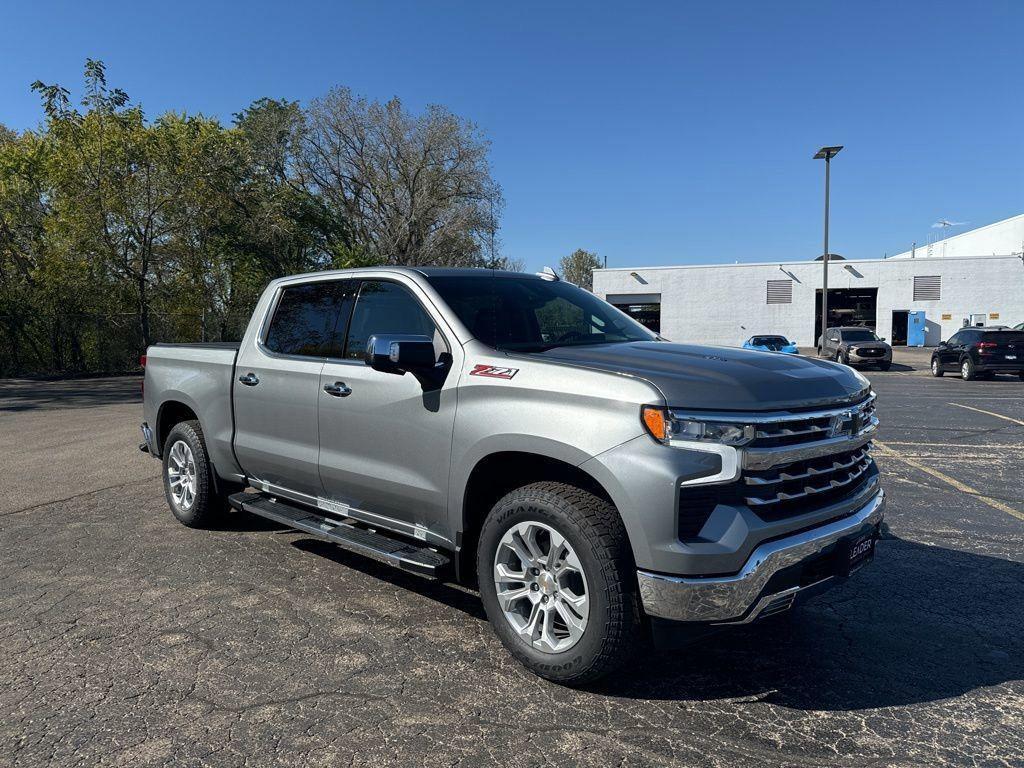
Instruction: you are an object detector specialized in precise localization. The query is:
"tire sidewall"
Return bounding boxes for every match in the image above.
[961,358,974,380]
[477,491,619,682]
[162,421,213,527]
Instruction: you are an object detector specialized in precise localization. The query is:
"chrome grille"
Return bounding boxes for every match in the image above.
[746,395,877,450]
[742,446,874,521]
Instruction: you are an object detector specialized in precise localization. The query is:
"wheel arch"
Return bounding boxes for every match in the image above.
[155,395,203,456]
[454,448,619,584]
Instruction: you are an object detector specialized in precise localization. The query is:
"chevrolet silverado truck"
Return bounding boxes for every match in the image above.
[141,267,884,684]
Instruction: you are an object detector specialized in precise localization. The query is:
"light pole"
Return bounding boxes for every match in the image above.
[813,145,842,345]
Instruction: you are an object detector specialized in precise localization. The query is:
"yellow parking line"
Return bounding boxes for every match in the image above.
[948,402,1024,426]
[873,440,1024,522]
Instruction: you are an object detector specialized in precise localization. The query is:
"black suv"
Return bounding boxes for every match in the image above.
[931,327,1024,380]
[818,327,892,370]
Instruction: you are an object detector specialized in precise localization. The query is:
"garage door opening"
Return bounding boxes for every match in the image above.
[891,311,909,345]
[606,293,661,333]
[814,288,878,342]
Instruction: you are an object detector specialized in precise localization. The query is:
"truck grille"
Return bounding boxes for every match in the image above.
[742,446,873,521]
[746,395,876,449]
[855,348,884,358]
[674,394,879,541]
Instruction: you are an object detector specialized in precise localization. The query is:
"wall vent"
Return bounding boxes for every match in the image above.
[766,279,793,304]
[912,275,941,301]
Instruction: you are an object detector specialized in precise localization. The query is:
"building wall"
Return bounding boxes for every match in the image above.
[593,255,1024,347]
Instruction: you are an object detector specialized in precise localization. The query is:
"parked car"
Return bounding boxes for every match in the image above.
[930,327,1024,380]
[818,327,892,370]
[742,335,799,354]
[1012,322,1024,331]
[141,267,884,685]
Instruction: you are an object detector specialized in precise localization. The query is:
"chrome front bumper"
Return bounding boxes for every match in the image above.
[637,489,885,624]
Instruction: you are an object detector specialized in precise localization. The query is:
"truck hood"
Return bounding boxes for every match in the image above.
[536,341,869,411]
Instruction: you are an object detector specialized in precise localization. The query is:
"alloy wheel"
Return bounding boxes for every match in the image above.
[167,439,197,510]
[493,520,590,653]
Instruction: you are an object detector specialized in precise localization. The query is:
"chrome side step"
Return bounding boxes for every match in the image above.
[228,492,450,579]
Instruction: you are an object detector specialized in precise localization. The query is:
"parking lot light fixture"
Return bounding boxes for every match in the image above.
[814,145,843,341]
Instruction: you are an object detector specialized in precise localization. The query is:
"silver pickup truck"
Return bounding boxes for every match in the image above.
[141,267,884,684]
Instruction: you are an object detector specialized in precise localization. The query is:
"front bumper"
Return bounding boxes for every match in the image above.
[637,488,885,624]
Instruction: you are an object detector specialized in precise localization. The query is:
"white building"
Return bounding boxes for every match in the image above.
[592,215,1024,348]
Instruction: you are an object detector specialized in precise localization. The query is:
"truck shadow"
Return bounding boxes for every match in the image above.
[599,535,1023,711]
[285,527,1021,711]
[290,538,488,621]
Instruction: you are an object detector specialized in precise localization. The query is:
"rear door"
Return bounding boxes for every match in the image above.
[232,279,355,498]
[317,279,460,540]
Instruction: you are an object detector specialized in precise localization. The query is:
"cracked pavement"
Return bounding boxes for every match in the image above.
[0,371,1022,767]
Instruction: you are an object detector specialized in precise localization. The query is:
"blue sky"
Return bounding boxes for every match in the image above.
[4,1,1021,272]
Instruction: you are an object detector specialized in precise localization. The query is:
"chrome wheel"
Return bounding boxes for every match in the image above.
[167,439,197,510]
[493,520,590,653]
[932,359,939,374]
[961,361,971,379]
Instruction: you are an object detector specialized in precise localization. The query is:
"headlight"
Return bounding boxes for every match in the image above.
[641,406,755,446]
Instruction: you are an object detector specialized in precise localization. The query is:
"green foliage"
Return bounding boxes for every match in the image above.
[559,248,602,291]
[0,60,504,375]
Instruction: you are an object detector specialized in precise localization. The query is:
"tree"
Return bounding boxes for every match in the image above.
[300,88,503,267]
[559,248,602,290]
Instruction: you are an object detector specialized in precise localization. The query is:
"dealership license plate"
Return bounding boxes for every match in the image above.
[1006,355,1017,360]
[839,532,875,576]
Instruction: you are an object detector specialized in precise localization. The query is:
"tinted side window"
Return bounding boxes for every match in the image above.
[264,281,354,358]
[344,281,436,360]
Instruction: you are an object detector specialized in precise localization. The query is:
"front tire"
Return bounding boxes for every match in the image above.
[477,481,640,685]
[960,357,976,381]
[931,358,943,377]
[162,420,224,528]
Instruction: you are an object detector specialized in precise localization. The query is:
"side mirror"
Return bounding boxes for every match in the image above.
[937,341,947,348]
[879,337,886,342]
[364,334,437,375]
[829,337,839,343]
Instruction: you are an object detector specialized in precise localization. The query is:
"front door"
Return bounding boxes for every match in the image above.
[233,279,355,498]
[938,331,965,369]
[317,279,460,541]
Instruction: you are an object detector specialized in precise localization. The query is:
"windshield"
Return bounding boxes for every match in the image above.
[841,329,879,342]
[426,274,657,352]
[751,336,789,347]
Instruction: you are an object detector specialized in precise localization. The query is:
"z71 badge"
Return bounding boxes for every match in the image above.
[470,364,519,380]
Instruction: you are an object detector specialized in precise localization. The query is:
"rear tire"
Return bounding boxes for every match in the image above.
[477,481,640,685]
[931,358,943,377]
[161,420,225,528]
[960,358,976,381]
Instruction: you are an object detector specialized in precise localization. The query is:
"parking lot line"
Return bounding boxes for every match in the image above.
[948,402,1024,426]
[873,440,1024,523]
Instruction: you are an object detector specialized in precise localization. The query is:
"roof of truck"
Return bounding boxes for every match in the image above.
[412,267,545,279]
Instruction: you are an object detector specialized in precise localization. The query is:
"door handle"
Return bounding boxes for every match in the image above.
[238,372,260,387]
[323,381,352,398]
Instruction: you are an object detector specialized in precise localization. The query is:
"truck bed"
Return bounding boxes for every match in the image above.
[143,342,241,475]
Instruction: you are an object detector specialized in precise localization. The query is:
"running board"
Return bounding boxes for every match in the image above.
[229,493,450,579]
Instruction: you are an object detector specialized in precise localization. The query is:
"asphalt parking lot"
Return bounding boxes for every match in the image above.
[1,357,1022,767]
